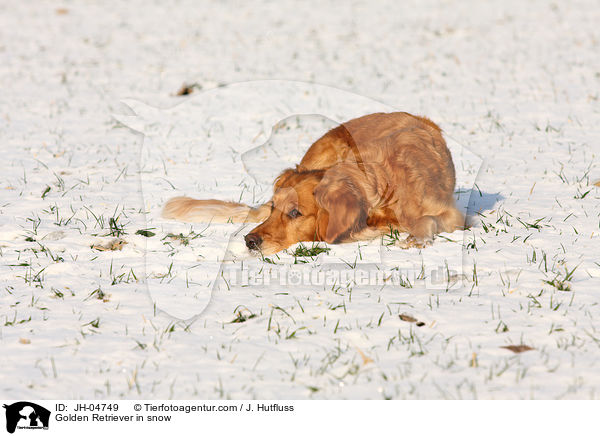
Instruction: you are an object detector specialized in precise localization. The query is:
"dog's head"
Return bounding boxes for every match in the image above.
[245,167,368,254]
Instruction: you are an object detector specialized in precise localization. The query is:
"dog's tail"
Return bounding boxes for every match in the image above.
[162,196,270,223]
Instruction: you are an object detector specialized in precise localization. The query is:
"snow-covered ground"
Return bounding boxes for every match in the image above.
[1,0,599,399]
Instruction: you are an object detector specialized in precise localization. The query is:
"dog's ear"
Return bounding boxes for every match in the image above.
[274,168,296,191]
[314,177,368,244]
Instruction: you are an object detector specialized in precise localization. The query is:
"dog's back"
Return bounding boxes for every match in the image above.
[297,112,444,171]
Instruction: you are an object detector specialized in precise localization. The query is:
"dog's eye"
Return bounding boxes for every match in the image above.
[288,208,301,219]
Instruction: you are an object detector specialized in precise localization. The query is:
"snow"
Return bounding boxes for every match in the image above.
[1,0,599,399]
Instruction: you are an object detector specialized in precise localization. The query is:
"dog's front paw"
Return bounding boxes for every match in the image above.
[397,235,433,249]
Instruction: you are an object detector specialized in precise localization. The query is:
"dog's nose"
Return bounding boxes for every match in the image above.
[245,233,263,250]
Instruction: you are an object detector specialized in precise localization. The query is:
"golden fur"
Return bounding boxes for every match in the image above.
[163,112,465,254]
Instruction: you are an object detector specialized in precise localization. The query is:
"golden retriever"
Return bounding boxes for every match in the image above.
[162,112,464,254]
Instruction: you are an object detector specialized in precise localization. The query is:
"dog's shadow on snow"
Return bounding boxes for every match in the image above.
[459,188,504,225]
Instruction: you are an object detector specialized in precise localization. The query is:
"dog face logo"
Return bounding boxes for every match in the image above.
[3,402,50,433]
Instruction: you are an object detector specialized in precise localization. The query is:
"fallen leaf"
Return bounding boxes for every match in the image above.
[594,180,600,187]
[176,85,193,95]
[501,345,534,353]
[92,238,127,251]
[399,314,418,323]
[399,314,426,327]
[56,8,69,15]
[19,338,31,344]
[176,83,201,96]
